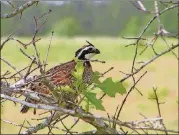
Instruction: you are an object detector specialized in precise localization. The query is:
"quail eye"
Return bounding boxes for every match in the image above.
[88,48,93,52]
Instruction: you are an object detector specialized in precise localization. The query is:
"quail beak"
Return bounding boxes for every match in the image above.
[95,49,100,54]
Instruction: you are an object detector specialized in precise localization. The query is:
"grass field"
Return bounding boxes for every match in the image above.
[1,37,178,134]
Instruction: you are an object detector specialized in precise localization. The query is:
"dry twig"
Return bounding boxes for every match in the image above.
[1,1,39,19]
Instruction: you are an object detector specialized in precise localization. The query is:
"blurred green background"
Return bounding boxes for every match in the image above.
[1,1,178,37]
[1,1,178,134]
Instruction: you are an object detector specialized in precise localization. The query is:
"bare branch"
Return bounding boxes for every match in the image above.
[151,87,168,134]
[14,37,41,49]
[101,67,114,76]
[1,94,119,134]
[2,93,178,134]
[161,35,178,59]
[79,59,106,63]
[0,29,17,50]
[18,119,26,134]
[0,57,23,78]
[1,1,39,19]
[120,43,179,82]
[1,118,28,129]
[23,58,36,80]
[65,118,80,134]
[131,1,151,13]
[6,1,17,10]
[114,71,147,128]
[44,31,54,71]
[121,36,147,40]
[154,1,161,30]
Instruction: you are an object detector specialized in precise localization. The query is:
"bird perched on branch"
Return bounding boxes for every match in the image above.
[20,41,100,114]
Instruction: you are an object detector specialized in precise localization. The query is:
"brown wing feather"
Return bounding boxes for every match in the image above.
[46,60,76,87]
[21,60,93,114]
[46,60,75,75]
[30,60,76,94]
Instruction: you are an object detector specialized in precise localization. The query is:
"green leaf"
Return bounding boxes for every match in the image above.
[85,100,90,112]
[83,98,90,112]
[72,60,84,80]
[85,91,105,111]
[92,71,101,84]
[55,86,75,93]
[72,59,85,89]
[96,77,126,97]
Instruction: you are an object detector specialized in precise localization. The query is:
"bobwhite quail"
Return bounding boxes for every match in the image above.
[20,41,100,114]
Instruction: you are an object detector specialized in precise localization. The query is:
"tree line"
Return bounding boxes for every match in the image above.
[1,1,177,37]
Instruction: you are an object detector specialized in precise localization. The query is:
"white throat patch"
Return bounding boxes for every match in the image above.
[85,53,96,59]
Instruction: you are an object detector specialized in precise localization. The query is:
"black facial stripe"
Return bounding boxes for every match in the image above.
[78,49,89,60]
[75,48,82,57]
[75,46,93,57]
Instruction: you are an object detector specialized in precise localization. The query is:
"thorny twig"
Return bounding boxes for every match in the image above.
[1,118,28,129]
[79,59,106,63]
[31,9,52,74]
[14,37,41,49]
[99,43,179,100]
[121,36,147,40]
[0,57,23,78]
[0,29,17,50]
[120,43,179,82]
[23,57,36,80]
[149,87,168,134]
[16,45,36,63]
[44,31,54,71]
[65,118,80,135]
[18,119,26,134]
[101,67,114,76]
[139,113,158,134]
[6,1,17,10]
[161,35,178,59]
[113,71,147,129]
[60,120,73,135]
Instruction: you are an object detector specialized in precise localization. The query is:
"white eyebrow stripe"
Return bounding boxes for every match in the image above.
[76,46,95,58]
